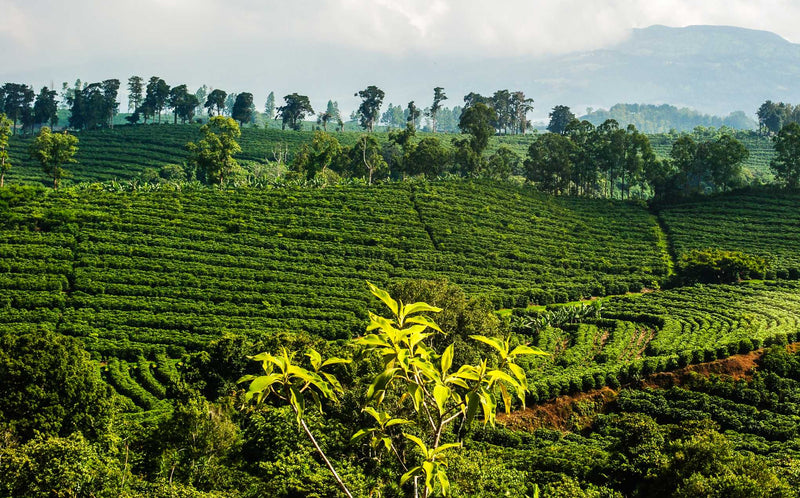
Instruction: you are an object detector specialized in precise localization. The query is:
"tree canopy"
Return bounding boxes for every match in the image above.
[186,116,242,184]
[29,127,79,189]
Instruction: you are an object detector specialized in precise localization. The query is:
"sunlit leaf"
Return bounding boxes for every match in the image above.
[433,383,450,415]
[509,344,549,357]
[405,315,443,332]
[441,344,454,375]
[367,281,399,316]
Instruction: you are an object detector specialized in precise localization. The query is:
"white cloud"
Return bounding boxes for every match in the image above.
[2,0,798,67]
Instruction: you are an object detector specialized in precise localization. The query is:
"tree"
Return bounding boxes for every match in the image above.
[491,90,511,134]
[68,83,107,130]
[127,76,144,113]
[406,137,450,178]
[33,87,58,131]
[355,85,385,132]
[231,92,254,125]
[427,87,447,133]
[0,113,12,187]
[510,91,534,135]
[458,102,496,158]
[704,134,748,192]
[194,85,209,118]
[757,100,788,135]
[185,116,242,184]
[224,92,237,117]
[168,85,199,124]
[353,135,388,184]
[771,122,800,188]
[101,79,120,128]
[2,83,34,135]
[406,101,422,130]
[292,131,342,179]
[144,76,170,123]
[29,127,79,189]
[264,91,275,120]
[205,89,227,117]
[547,105,576,135]
[0,330,113,440]
[276,93,314,131]
[525,132,576,194]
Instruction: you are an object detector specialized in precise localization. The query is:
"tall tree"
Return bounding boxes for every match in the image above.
[101,79,120,128]
[317,111,333,131]
[0,113,12,187]
[29,127,79,189]
[510,91,534,134]
[463,92,489,109]
[458,102,496,157]
[68,83,107,130]
[405,101,421,130]
[194,85,209,117]
[205,89,227,117]
[355,85,385,132]
[127,76,144,113]
[168,85,199,124]
[594,119,626,197]
[491,90,511,134]
[33,87,58,131]
[352,135,388,184]
[771,122,800,188]
[525,132,576,194]
[185,116,242,184]
[276,93,314,131]
[264,91,275,120]
[427,87,447,133]
[705,134,748,192]
[224,93,237,117]
[326,100,340,123]
[547,105,576,135]
[2,83,34,135]
[144,77,170,123]
[231,92,254,125]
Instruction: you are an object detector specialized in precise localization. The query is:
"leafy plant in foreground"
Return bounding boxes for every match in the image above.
[240,283,546,497]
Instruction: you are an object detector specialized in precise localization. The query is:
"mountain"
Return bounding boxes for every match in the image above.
[523,25,800,117]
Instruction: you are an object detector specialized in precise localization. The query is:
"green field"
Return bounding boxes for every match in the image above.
[659,189,800,277]
[4,181,800,411]
[0,181,668,364]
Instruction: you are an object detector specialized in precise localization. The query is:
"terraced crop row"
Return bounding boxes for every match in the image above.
[659,190,800,277]
[0,181,669,409]
[517,281,800,401]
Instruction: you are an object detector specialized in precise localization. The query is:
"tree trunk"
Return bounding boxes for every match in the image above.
[299,418,353,498]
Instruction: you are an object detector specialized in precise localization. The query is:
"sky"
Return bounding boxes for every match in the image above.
[1,0,799,117]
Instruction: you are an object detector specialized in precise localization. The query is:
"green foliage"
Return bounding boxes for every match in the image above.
[29,126,79,189]
[0,112,11,186]
[771,122,800,188]
[0,433,125,497]
[678,248,768,284]
[0,330,113,440]
[185,116,242,184]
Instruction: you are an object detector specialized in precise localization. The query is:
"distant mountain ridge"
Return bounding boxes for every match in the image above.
[524,25,800,117]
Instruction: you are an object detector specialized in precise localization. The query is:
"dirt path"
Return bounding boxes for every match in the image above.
[499,343,798,431]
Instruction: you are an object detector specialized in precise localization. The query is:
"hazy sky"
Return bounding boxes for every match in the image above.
[2,0,798,115]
